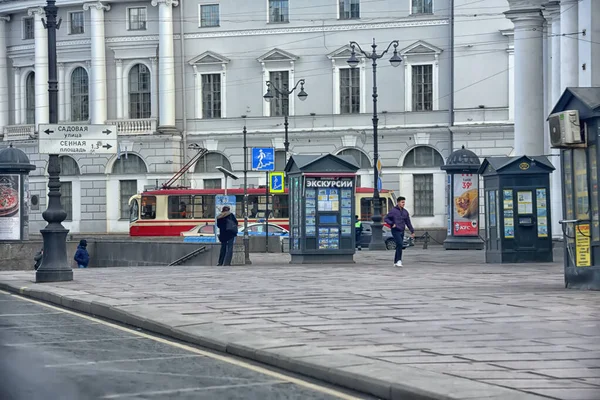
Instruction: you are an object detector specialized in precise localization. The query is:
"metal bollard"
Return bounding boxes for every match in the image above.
[423,232,429,250]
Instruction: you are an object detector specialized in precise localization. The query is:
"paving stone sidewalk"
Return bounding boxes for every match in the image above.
[1,247,599,400]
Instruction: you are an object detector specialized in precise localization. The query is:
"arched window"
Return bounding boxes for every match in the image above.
[402,146,444,168]
[194,152,232,173]
[58,156,80,221]
[128,64,151,119]
[71,67,89,121]
[112,154,147,219]
[25,72,35,124]
[402,146,444,217]
[338,148,371,169]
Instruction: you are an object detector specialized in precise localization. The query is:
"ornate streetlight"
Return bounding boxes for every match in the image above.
[347,39,402,250]
[263,79,307,163]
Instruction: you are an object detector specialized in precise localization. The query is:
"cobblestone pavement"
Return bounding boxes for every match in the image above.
[1,247,599,400]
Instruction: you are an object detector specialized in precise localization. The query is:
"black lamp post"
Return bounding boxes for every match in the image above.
[242,116,251,265]
[347,38,402,251]
[36,0,72,282]
[263,79,307,163]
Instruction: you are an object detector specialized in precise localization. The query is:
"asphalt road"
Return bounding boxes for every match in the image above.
[0,290,369,400]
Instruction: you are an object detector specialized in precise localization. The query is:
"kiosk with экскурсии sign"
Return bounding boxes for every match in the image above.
[441,146,484,250]
[478,156,555,264]
[284,154,359,264]
[550,87,600,290]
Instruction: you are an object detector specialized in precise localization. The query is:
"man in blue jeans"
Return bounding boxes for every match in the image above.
[216,206,238,266]
[384,196,415,267]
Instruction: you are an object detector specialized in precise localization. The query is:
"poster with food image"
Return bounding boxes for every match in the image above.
[453,174,479,236]
[0,175,21,240]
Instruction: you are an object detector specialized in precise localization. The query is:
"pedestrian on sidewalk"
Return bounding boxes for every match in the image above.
[33,248,43,270]
[354,215,363,251]
[216,206,238,266]
[74,239,90,269]
[384,196,415,267]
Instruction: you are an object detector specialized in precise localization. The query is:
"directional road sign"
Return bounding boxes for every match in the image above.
[269,172,285,193]
[251,147,275,171]
[38,124,118,155]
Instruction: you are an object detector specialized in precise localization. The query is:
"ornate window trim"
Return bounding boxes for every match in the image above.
[327,45,366,115]
[401,40,442,112]
[258,48,298,117]
[189,51,229,119]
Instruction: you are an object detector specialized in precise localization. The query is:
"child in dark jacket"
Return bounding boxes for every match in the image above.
[74,239,90,268]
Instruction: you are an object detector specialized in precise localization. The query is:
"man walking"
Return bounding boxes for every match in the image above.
[384,196,415,267]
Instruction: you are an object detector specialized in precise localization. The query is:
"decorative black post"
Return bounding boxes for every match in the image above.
[36,0,72,282]
[263,79,307,165]
[242,117,251,265]
[347,38,402,251]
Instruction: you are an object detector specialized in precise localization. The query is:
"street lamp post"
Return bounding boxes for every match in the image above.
[242,116,251,265]
[263,79,308,163]
[347,38,402,251]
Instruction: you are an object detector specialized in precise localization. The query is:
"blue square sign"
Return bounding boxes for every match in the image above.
[251,148,275,171]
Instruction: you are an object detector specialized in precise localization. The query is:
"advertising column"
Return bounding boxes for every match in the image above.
[0,175,21,240]
[453,173,479,236]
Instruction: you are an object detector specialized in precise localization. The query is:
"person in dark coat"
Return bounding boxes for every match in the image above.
[216,206,238,266]
[74,239,90,269]
[34,248,43,270]
[384,196,415,268]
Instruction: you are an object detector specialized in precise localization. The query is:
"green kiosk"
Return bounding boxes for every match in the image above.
[285,154,359,264]
[550,87,600,290]
[479,156,555,263]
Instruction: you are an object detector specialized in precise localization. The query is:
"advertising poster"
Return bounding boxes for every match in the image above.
[575,223,591,267]
[0,175,21,240]
[453,174,479,236]
[536,189,548,238]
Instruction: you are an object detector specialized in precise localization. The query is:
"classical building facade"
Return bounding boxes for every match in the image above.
[0,0,530,235]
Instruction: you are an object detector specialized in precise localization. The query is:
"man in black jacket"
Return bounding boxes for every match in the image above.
[216,206,238,266]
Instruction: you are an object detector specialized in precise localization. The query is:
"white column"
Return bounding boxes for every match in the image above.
[560,0,579,91]
[58,63,65,121]
[150,57,158,119]
[28,7,49,126]
[221,63,227,118]
[507,48,515,121]
[0,16,9,131]
[84,2,110,124]
[115,59,123,119]
[13,67,20,124]
[505,8,545,156]
[151,0,178,130]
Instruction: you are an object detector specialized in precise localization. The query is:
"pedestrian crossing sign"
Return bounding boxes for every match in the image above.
[269,172,285,193]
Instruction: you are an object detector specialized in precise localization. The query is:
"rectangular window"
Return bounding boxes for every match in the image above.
[413,174,434,216]
[202,74,221,119]
[203,179,221,189]
[69,11,84,34]
[168,195,192,219]
[119,180,137,220]
[23,17,34,40]
[269,0,289,23]
[340,68,360,114]
[339,0,360,19]
[60,182,73,221]
[128,7,147,31]
[200,4,220,27]
[412,0,433,14]
[141,195,156,219]
[269,71,289,117]
[412,64,433,111]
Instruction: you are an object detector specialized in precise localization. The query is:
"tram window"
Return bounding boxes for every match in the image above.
[129,199,139,223]
[141,196,156,220]
[272,194,289,218]
[248,196,260,218]
[168,195,192,219]
[191,195,215,218]
[360,197,385,220]
[388,198,395,212]
[235,196,244,216]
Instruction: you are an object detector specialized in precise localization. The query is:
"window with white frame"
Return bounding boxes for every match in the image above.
[269,0,289,23]
[128,64,151,119]
[339,0,360,19]
[340,68,360,114]
[58,156,80,221]
[23,17,34,40]
[71,67,89,121]
[69,11,84,34]
[25,72,35,124]
[119,180,137,219]
[412,0,433,14]
[200,4,220,27]
[202,74,221,118]
[269,70,289,117]
[412,64,433,111]
[413,174,433,216]
[128,7,147,31]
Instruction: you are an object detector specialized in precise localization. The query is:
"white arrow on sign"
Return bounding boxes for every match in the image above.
[38,124,118,155]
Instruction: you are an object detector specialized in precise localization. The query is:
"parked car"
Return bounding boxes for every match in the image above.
[181,223,216,237]
[359,221,414,250]
[239,223,289,237]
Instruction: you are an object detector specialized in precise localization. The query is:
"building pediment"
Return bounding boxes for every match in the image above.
[257,48,298,63]
[400,41,443,56]
[327,45,358,60]
[188,51,230,66]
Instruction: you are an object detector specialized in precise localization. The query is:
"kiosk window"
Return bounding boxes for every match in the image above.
[574,148,590,220]
[563,149,574,220]
[589,144,599,241]
[141,196,156,219]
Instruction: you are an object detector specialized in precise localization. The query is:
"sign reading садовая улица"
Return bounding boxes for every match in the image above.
[38,124,118,155]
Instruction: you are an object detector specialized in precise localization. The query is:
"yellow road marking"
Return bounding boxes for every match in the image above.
[11,294,364,400]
